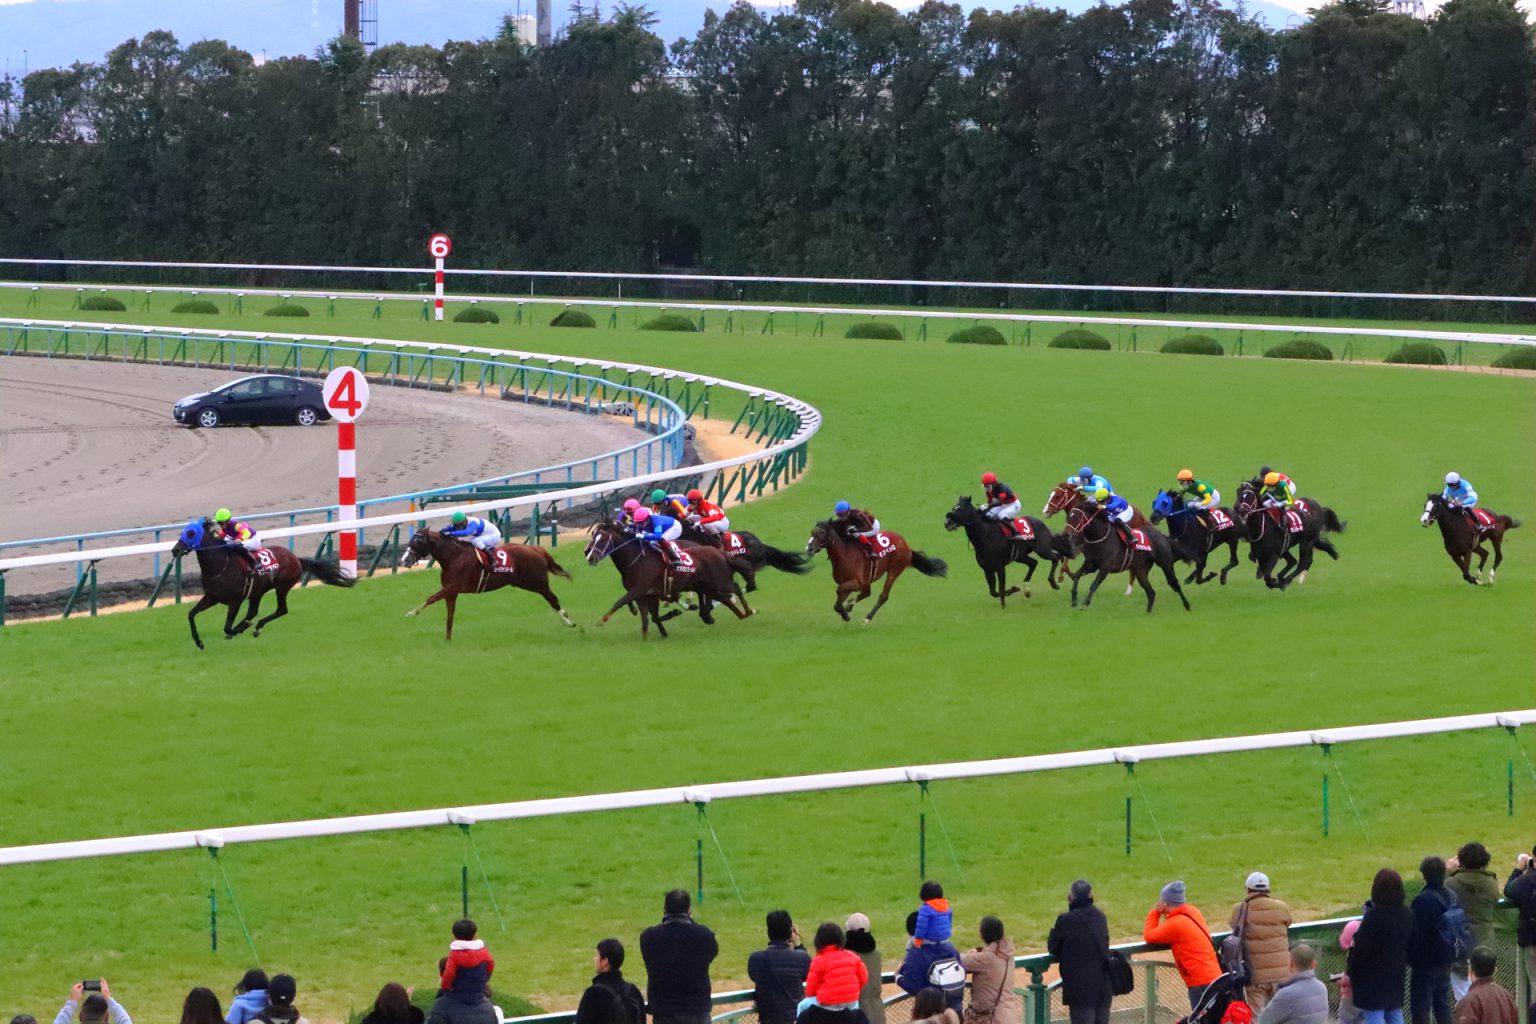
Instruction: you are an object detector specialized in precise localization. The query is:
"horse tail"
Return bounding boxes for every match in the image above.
[300,558,357,588]
[911,551,948,578]
[1505,516,1523,531]
[1323,507,1347,534]
[541,548,573,580]
[761,545,813,574]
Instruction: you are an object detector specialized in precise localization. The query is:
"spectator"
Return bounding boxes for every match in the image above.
[1256,944,1327,1024]
[1445,844,1501,1001]
[1048,880,1112,1024]
[915,882,953,946]
[428,958,495,1024]
[845,913,885,1024]
[14,1016,40,1024]
[54,981,131,1024]
[1451,949,1516,1024]
[227,971,269,1024]
[1501,848,1536,1008]
[749,910,812,1024]
[182,990,225,1024]
[575,939,644,1024]
[640,889,719,1024]
[1409,857,1456,1024]
[960,916,1022,1024]
[1231,873,1294,1013]
[1347,869,1415,1024]
[1337,920,1363,1024]
[1143,881,1223,1009]
[909,989,959,1024]
[361,985,424,1024]
[897,910,966,1014]
[441,919,496,1006]
[252,977,309,1024]
[804,922,868,1011]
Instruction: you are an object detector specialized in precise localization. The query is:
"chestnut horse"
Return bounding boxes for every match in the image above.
[1420,493,1520,585]
[805,520,947,624]
[401,529,575,640]
[585,520,752,639]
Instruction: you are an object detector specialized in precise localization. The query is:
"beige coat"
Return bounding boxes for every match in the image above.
[960,939,1022,1024]
[854,948,885,1024]
[1231,893,1294,984]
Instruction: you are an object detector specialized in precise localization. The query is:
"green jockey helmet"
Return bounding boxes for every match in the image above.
[451,511,468,525]
[650,489,668,503]
[214,508,232,523]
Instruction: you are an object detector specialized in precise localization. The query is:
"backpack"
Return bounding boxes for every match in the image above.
[1218,903,1253,985]
[1104,951,1135,996]
[1434,890,1476,960]
[927,956,967,998]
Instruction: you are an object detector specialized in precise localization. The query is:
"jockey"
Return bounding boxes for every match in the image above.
[213,508,260,568]
[650,488,690,520]
[442,510,503,553]
[1260,471,1296,509]
[618,498,642,526]
[1075,466,1113,497]
[1442,472,1480,524]
[685,488,730,540]
[632,506,683,564]
[980,472,1021,532]
[1092,487,1135,545]
[832,500,881,550]
[1175,469,1221,511]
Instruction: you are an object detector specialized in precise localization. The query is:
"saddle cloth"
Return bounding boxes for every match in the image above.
[250,548,281,575]
[476,547,518,574]
[1206,508,1233,530]
[1471,509,1496,530]
[1004,518,1035,540]
[663,541,697,570]
[1130,529,1153,553]
[723,532,747,555]
[861,533,899,558]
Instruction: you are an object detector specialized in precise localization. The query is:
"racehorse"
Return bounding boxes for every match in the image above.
[1043,481,1148,591]
[400,529,575,640]
[585,520,752,638]
[171,517,354,649]
[805,520,947,624]
[1062,505,1190,613]
[1150,489,1244,585]
[676,519,813,591]
[1420,493,1520,585]
[943,495,1068,607]
[1232,482,1344,589]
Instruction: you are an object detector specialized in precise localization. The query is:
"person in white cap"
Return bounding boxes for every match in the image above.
[1232,871,1295,1012]
[843,913,884,1024]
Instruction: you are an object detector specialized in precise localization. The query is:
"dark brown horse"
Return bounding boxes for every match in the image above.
[171,517,354,649]
[1062,504,1190,613]
[805,520,947,624]
[584,520,752,638]
[400,529,575,639]
[1043,481,1149,592]
[1420,493,1520,585]
[675,520,811,592]
[1232,482,1343,589]
[943,495,1069,606]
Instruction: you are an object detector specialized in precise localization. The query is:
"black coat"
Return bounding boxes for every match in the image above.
[575,971,645,1024]
[1407,886,1453,969]
[1047,899,1111,1007]
[640,914,719,1018]
[1504,868,1536,948]
[361,1008,425,1024]
[1347,903,1415,1011]
[748,942,812,1024]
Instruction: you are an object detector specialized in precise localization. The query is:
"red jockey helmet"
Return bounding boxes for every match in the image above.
[687,489,704,502]
[981,472,997,485]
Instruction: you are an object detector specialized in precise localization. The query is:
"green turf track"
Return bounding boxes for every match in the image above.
[0,291,1533,1022]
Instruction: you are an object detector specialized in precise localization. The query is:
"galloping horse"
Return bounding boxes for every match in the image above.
[585,520,752,639]
[171,517,354,649]
[1062,504,1190,612]
[943,495,1068,606]
[400,529,575,640]
[1043,481,1148,591]
[1232,482,1344,589]
[1150,490,1244,585]
[805,520,947,623]
[676,519,812,591]
[1420,493,1520,585]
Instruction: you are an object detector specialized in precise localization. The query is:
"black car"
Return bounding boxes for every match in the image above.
[173,374,332,428]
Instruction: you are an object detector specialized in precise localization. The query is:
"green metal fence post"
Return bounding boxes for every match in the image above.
[462,864,470,918]
[210,887,218,952]
[1143,962,1160,1024]
[1027,968,1048,1024]
[0,569,6,627]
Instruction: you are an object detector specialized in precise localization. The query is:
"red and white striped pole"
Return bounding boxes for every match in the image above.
[429,233,452,321]
[321,367,371,580]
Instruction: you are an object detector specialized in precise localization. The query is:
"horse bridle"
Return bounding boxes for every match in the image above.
[1065,505,1111,544]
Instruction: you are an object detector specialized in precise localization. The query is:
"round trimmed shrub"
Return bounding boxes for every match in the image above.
[1049,329,1112,351]
[1384,342,1447,366]
[1492,347,1536,370]
[640,313,699,333]
[551,308,596,328]
[79,295,126,312]
[454,306,501,324]
[1263,339,1333,361]
[946,325,1007,346]
[171,299,221,315]
[845,321,904,340]
[263,302,311,317]
[1161,334,1224,356]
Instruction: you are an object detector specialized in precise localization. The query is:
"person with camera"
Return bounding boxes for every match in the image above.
[1503,849,1536,1002]
[53,981,131,1024]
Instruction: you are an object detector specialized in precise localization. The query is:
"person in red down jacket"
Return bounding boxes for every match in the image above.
[804,923,869,1013]
[441,919,496,1005]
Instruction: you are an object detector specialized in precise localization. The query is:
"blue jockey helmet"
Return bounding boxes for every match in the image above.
[834,500,851,515]
[1078,466,1094,480]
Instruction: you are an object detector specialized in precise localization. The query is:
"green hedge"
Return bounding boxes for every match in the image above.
[1492,347,1536,370]
[263,302,311,317]
[79,295,126,311]
[1263,339,1333,361]
[1384,342,1446,366]
[171,299,221,315]
[1161,334,1224,356]
[454,306,501,324]
[1049,329,1112,350]
[845,321,904,340]
[550,308,596,328]
[945,325,1007,346]
[640,313,699,332]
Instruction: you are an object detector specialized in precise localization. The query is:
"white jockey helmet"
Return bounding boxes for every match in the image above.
[1445,472,1460,486]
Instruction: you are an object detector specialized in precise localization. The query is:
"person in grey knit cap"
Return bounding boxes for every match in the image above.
[1144,881,1223,1009]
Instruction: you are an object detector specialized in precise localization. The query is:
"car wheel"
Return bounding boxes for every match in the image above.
[294,406,319,427]
[196,407,220,428]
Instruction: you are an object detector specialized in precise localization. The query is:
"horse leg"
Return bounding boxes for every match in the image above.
[863,567,905,624]
[1219,539,1240,585]
[1135,564,1157,613]
[600,585,650,626]
[1045,553,1061,591]
[221,600,242,639]
[187,593,217,650]
[723,583,753,619]
[406,588,450,618]
[1160,555,1190,610]
[230,592,264,636]
[1010,557,1029,599]
[1081,569,1109,609]
[1456,548,1479,585]
[1069,563,1089,607]
[533,583,576,627]
[834,583,857,621]
[254,586,290,637]
[443,594,458,641]
[983,566,999,599]
[1486,536,1502,584]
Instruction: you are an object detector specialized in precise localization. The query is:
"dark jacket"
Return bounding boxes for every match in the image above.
[1047,898,1111,1008]
[896,940,964,1013]
[360,1008,425,1024]
[1408,885,1455,969]
[1347,903,1415,1011]
[575,971,645,1024]
[748,942,812,1024]
[1504,868,1536,948]
[640,913,719,1018]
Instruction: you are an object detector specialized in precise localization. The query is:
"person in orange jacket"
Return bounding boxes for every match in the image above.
[1144,881,1223,1010]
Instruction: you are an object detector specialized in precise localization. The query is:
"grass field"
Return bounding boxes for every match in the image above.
[1,290,1533,1023]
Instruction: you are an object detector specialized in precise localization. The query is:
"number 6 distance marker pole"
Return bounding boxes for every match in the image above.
[429,233,452,321]
[321,366,371,579]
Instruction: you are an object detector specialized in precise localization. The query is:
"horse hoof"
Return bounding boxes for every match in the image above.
[405,609,417,618]
[862,616,873,625]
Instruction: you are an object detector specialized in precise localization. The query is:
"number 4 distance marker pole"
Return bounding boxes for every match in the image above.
[321,366,371,579]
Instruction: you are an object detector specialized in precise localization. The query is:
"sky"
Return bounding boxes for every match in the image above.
[0,0,1316,79]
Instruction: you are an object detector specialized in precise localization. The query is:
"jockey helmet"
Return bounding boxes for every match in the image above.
[1258,465,1272,478]
[1078,466,1094,480]
[622,498,640,511]
[1177,469,1194,482]
[451,511,468,525]
[1445,472,1461,486]
[1263,472,1281,486]
[1093,487,1110,502]
[633,507,651,523]
[214,508,232,523]
[981,471,997,485]
[687,488,704,502]
[650,488,668,503]
[834,500,851,515]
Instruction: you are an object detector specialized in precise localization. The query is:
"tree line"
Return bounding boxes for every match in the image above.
[0,0,1531,295]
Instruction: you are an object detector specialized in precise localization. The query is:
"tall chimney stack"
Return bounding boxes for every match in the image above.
[344,0,361,39]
